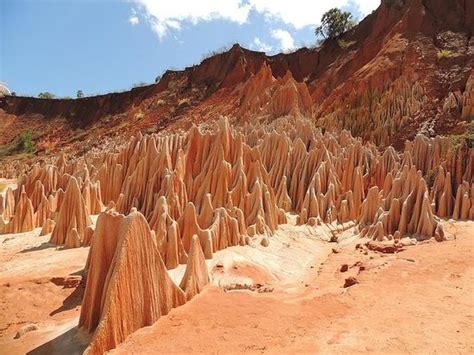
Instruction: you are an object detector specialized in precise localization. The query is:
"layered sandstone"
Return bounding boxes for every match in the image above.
[49,176,92,247]
[70,115,471,353]
[0,2,473,352]
[179,235,210,300]
[4,116,472,248]
[1,187,34,234]
[1,105,473,354]
[79,210,199,354]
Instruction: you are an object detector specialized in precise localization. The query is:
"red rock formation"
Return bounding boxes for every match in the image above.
[180,235,209,300]
[453,181,474,220]
[0,2,473,352]
[2,113,472,353]
[82,178,103,215]
[49,176,92,247]
[461,72,473,121]
[79,211,186,354]
[1,187,35,234]
[2,187,15,222]
[0,194,4,222]
[5,114,471,248]
[1,0,471,164]
[360,166,443,241]
[39,219,55,236]
[34,193,52,228]
[238,63,312,120]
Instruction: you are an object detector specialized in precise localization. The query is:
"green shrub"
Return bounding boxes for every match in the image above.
[18,130,35,153]
[315,8,356,41]
[447,132,474,150]
[38,92,55,99]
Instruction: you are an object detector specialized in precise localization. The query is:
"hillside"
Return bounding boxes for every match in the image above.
[1,0,472,172]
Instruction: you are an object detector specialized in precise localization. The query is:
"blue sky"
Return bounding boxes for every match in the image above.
[1,0,379,98]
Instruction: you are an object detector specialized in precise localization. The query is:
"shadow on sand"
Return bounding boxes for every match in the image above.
[49,273,85,316]
[49,285,84,316]
[19,242,56,253]
[27,326,88,355]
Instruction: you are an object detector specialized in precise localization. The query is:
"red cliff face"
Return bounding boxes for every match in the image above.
[0,0,472,163]
[0,84,159,128]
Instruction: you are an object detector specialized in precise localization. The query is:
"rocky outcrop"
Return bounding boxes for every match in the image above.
[2,187,15,222]
[49,176,92,247]
[79,210,186,354]
[1,187,34,234]
[82,178,103,215]
[238,63,312,120]
[359,166,443,241]
[1,0,471,163]
[39,219,55,236]
[180,235,209,300]
[4,116,472,248]
[453,181,474,220]
[1,115,472,353]
[461,72,473,122]
[0,1,473,352]
[34,193,52,228]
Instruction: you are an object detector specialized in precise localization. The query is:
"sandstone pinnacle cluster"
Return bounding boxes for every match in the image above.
[0,1,472,352]
[0,116,472,244]
[238,63,313,120]
[0,116,472,353]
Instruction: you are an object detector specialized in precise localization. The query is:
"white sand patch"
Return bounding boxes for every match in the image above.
[169,218,357,290]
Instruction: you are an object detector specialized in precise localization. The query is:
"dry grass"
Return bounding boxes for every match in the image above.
[437,50,454,60]
[178,98,191,107]
[338,39,356,49]
[134,111,145,120]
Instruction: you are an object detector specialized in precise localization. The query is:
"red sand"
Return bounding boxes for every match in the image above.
[0,221,472,354]
[113,221,474,354]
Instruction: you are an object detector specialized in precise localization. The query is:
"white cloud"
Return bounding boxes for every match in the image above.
[129,16,140,25]
[250,0,349,29]
[134,0,251,39]
[271,29,295,51]
[128,8,140,25]
[355,0,380,16]
[250,37,272,53]
[132,0,380,39]
[249,0,380,27]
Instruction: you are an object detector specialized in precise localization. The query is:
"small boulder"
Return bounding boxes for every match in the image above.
[14,323,39,339]
[343,276,358,288]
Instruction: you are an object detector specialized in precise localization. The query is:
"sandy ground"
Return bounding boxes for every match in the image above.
[114,220,474,354]
[170,219,340,289]
[0,229,89,355]
[0,220,472,354]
